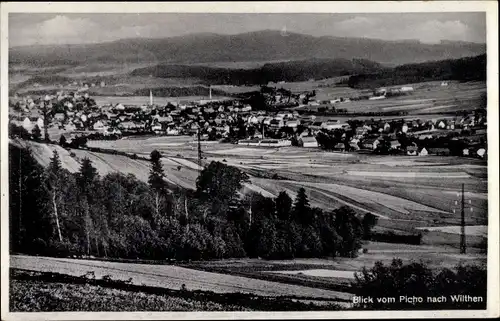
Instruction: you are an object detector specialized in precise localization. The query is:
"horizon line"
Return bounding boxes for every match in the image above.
[9,29,487,49]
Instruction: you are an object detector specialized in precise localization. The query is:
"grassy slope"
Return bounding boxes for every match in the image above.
[11,278,248,312]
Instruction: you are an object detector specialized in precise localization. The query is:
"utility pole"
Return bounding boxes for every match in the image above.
[453,183,472,254]
[460,183,466,254]
[197,125,202,174]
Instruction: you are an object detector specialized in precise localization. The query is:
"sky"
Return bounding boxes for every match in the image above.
[9,12,486,47]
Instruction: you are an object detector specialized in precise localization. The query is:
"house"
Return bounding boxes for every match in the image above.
[349,141,360,150]
[36,117,44,129]
[22,117,33,131]
[93,120,106,131]
[300,136,318,148]
[355,127,367,136]
[390,140,401,150]
[401,123,409,133]
[310,121,324,131]
[418,147,428,156]
[53,113,65,122]
[248,115,259,124]
[275,112,287,120]
[263,117,272,125]
[428,147,451,156]
[119,121,137,131]
[269,119,284,129]
[152,124,163,133]
[406,145,423,156]
[166,127,180,136]
[286,120,300,128]
[156,115,173,123]
[383,122,391,132]
[436,120,447,129]
[259,139,292,147]
[242,105,252,112]
[362,138,380,150]
[323,120,348,130]
[333,143,345,152]
[476,148,486,159]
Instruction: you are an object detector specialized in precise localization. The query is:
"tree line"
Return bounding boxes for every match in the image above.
[347,54,486,89]
[9,144,377,260]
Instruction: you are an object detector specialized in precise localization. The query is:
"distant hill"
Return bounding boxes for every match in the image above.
[130,58,386,85]
[9,30,486,68]
[347,54,487,89]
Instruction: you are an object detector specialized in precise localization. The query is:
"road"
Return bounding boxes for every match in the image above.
[10,255,353,301]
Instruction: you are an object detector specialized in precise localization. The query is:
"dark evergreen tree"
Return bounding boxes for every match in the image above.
[59,135,67,147]
[148,149,166,221]
[335,206,363,257]
[292,188,311,225]
[45,150,64,242]
[77,158,98,195]
[9,145,51,253]
[362,213,378,240]
[276,191,293,221]
[31,124,42,141]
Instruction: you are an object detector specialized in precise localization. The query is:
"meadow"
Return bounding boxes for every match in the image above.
[16,133,488,252]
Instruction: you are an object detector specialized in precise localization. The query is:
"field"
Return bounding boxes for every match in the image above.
[13,131,488,252]
[10,256,353,303]
[10,277,250,312]
[311,81,485,114]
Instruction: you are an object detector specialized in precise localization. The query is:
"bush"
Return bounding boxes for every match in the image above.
[370,231,422,245]
[352,259,487,309]
[31,238,47,255]
[46,240,81,258]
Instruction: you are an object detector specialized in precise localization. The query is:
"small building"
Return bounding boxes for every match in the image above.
[333,143,346,152]
[419,147,428,156]
[362,138,380,150]
[286,120,300,128]
[300,136,318,148]
[93,120,106,131]
[428,147,451,156]
[436,120,447,129]
[36,117,45,129]
[390,140,401,150]
[22,117,33,131]
[269,119,285,129]
[53,113,65,122]
[406,146,421,156]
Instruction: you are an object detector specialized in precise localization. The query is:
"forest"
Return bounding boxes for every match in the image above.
[129,58,384,86]
[346,54,486,89]
[9,144,376,261]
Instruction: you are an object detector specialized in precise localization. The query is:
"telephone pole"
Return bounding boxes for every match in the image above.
[460,183,466,254]
[197,125,202,174]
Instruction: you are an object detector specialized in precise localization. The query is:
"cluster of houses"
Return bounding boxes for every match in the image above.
[9,90,487,158]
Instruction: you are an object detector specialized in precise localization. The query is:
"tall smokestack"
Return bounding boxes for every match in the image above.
[209,86,212,100]
[150,90,153,106]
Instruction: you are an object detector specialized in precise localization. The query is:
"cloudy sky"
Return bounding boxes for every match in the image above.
[9,12,486,47]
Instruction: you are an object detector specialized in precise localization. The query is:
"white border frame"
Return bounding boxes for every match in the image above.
[1,1,498,320]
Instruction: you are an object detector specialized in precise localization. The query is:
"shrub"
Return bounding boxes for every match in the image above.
[31,238,47,255]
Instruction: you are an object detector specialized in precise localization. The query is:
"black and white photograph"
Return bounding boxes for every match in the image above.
[1,1,498,319]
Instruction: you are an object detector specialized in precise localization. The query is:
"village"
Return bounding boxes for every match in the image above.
[8,83,487,159]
